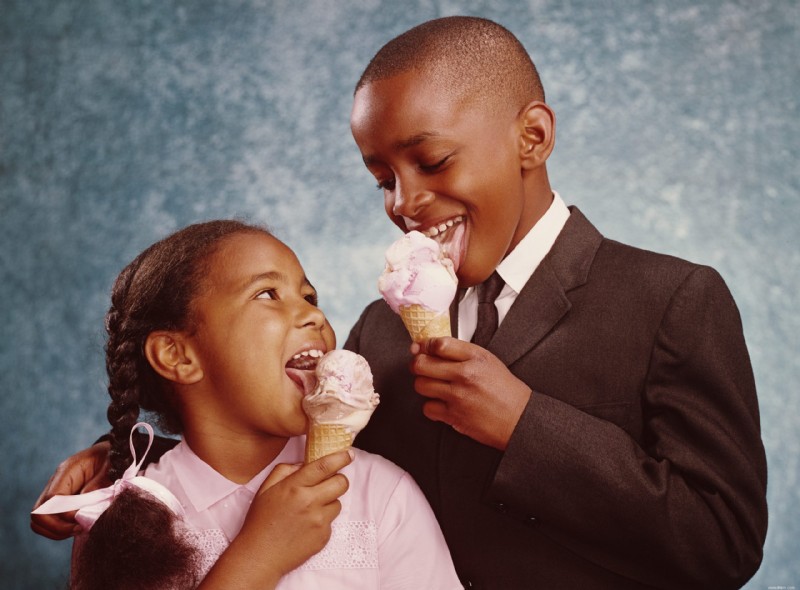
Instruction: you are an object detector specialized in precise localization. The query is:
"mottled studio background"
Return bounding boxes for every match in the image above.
[1,0,798,587]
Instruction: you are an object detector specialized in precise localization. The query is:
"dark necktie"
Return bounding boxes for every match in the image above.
[471,271,505,348]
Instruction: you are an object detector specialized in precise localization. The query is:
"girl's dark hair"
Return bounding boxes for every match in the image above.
[73,488,202,589]
[74,220,271,590]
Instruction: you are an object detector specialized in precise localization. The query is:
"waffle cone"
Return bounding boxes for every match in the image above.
[304,423,354,463]
[399,304,451,343]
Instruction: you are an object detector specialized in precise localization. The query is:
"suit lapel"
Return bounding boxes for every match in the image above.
[488,207,603,366]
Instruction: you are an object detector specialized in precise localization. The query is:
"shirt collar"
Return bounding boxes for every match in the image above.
[495,190,570,294]
[168,436,305,513]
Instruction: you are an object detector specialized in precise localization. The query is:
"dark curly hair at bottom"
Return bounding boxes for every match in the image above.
[71,487,201,590]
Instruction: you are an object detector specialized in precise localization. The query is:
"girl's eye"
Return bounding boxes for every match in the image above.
[256,289,277,300]
[305,292,319,306]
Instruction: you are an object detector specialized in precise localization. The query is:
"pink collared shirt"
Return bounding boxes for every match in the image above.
[144,436,462,589]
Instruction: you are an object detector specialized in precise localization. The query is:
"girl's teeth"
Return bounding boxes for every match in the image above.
[292,349,323,360]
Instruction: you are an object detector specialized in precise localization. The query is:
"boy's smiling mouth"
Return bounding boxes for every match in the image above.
[419,215,464,239]
[286,348,325,395]
[418,216,466,273]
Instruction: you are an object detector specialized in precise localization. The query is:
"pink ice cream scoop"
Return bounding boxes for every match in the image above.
[378,231,457,342]
[302,350,379,462]
[378,230,458,314]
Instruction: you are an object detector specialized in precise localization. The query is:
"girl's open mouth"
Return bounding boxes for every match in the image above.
[285,349,324,395]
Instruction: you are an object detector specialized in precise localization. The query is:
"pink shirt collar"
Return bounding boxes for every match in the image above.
[164,437,304,513]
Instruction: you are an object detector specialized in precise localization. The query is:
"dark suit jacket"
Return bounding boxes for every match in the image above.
[346,208,767,590]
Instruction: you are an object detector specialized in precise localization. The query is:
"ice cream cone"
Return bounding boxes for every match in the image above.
[399,304,451,343]
[304,422,354,463]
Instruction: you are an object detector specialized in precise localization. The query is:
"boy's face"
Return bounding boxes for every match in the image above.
[351,70,530,287]
[185,232,336,438]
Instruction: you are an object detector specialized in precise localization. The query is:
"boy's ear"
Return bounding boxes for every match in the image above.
[518,100,556,170]
[144,331,204,385]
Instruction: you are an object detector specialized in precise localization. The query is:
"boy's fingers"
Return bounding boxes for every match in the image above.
[415,336,475,361]
[30,512,80,540]
[421,399,450,425]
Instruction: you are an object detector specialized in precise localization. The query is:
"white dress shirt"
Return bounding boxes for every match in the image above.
[458,191,570,341]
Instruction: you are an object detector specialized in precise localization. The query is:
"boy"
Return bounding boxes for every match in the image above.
[347,16,767,590]
[32,16,767,590]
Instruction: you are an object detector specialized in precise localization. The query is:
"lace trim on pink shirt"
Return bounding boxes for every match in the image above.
[183,528,229,580]
[184,520,378,578]
[299,520,378,570]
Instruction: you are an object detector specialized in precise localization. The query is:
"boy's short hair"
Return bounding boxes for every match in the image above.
[356,16,545,113]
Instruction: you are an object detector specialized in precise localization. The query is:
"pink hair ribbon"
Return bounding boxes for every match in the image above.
[32,422,184,531]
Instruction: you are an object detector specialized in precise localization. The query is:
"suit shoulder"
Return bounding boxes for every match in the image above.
[597,237,726,287]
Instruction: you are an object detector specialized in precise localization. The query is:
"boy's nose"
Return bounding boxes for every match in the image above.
[391,180,434,219]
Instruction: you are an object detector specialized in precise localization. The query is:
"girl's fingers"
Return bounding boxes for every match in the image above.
[258,449,353,496]
[293,450,354,486]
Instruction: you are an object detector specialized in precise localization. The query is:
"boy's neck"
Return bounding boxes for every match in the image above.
[515,170,554,243]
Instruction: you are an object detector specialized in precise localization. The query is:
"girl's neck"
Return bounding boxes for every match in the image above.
[181,426,290,484]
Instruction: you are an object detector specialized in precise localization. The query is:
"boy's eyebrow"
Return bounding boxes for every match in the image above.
[394,131,441,150]
[362,131,442,166]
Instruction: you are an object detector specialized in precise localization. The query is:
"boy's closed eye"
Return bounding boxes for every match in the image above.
[418,155,451,173]
[374,155,453,191]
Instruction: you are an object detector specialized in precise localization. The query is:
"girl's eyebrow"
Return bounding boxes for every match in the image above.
[241,270,285,292]
[241,271,315,293]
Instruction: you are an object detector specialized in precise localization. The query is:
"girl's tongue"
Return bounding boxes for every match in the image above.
[286,357,320,395]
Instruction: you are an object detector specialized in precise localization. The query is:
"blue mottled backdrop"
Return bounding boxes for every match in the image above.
[1,1,797,587]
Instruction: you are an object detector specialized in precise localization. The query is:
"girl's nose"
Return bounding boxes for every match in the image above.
[298,300,327,330]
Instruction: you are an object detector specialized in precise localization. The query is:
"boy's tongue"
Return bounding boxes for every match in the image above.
[437,221,466,274]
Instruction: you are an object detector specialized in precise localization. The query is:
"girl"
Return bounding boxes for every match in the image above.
[34,220,461,589]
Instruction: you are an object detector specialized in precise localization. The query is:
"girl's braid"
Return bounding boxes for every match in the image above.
[104,262,146,480]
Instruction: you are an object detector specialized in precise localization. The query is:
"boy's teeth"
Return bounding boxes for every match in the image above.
[423,216,462,239]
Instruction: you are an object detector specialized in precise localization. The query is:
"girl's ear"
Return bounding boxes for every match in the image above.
[517,100,556,170]
[144,331,204,385]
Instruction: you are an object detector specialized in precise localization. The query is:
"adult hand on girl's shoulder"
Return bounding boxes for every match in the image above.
[199,450,353,589]
[410,337,532,451]
[30,441,113,540]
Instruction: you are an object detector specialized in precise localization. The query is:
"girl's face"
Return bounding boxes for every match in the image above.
[185,231,336,439]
